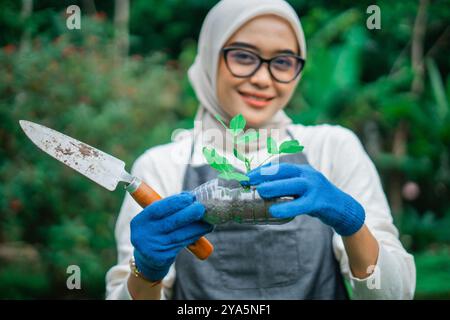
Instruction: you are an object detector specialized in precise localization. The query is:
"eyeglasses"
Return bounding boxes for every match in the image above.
[221,47,305,84]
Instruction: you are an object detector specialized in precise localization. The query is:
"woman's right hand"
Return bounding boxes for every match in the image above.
[130,191,213,282]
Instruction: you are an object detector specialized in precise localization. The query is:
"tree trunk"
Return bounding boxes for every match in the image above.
[82,0,97,15]
[411,0,428,95]
[389,0,428,215]
[114,0,130,58]
[19,0,33,52]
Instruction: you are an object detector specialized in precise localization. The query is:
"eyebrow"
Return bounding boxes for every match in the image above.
[227,41,298,55]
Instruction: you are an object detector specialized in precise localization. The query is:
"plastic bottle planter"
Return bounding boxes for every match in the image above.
[192,178,294,225]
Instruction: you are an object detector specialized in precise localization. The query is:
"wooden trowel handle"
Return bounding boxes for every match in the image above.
[127,178,213,260]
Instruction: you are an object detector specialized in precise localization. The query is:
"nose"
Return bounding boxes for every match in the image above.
[249,62,272,88]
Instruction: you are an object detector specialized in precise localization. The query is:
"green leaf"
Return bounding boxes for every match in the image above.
[233,147,246,162]
[279,140,304,154]
[237,131,259,144]
[244,158,251,172]
[202,147,216,165]
[229,114,246,136]
[218,172,250,182]
[214,114,228,130]
[212,157,235,173]
[267,136,279,154]
[218,172,235,180]
[202,147,234,173]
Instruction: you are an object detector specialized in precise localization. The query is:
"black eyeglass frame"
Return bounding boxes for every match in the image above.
[221,47,306,84]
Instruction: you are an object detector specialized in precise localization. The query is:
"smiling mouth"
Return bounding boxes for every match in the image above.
[238,91,275,101]
[238,91,275,108]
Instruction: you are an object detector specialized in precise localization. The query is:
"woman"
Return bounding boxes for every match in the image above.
[106,0,415,300]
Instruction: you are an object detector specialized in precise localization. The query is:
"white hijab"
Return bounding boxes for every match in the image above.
[187,0,307,156]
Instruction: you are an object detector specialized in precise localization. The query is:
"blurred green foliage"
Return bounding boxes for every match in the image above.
[0,0,449,299]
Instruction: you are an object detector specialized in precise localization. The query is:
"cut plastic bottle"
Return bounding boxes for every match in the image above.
[192,178,294,225]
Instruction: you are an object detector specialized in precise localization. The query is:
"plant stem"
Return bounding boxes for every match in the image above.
[216,116,228,131]
[233,135,249,169]
[256,154,276,169]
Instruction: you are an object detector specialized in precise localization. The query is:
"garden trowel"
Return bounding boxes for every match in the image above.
[19,120,213,260]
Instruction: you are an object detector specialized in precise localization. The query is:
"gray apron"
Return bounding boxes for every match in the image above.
[173,129,348,299]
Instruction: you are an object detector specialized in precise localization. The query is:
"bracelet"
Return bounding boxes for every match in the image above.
[129,257,162,287]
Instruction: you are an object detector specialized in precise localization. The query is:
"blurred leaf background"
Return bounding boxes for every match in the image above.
[0,0,449,299]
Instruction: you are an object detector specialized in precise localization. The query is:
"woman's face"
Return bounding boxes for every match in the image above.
[217,14,300,128]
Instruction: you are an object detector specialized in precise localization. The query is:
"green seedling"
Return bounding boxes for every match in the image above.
[202,113,304,186]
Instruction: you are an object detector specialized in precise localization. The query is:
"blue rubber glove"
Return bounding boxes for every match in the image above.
[130,192,213,281]
[245,163,365,236]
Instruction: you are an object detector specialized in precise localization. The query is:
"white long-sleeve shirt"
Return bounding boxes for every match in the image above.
[105,123,416,300]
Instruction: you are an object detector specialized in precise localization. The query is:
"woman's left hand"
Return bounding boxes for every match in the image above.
[246,163,365,236]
